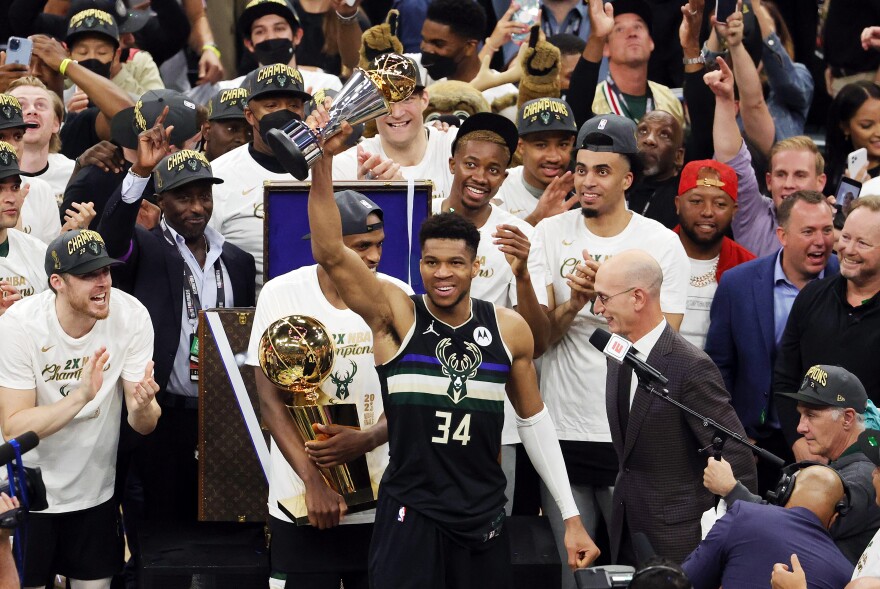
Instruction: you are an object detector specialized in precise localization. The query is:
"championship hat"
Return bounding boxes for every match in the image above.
[207,88,248,121]
[110,90,201,150]
[244,64,311,103]
[0,141,21,181]
[153,150,224,194]
[518,98,577,137]
[302,190,383,239]
[678,160,738,201]
[0,94,37,131]
[239,0,301,37]
[45,229,122,277]
[777,365,868,413]
[65,8,120,47]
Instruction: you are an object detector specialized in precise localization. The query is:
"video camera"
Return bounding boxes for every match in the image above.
[0,432,47,529]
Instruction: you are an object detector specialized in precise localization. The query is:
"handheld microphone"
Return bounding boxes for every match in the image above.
[589,329,668,386]
[0,432,39,466]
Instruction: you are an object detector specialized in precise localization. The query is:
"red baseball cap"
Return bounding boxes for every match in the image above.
[678,160,738,202]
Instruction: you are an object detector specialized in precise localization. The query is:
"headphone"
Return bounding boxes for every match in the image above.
[765,461,851,516]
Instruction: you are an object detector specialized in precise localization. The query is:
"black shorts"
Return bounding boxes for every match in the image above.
[19,498,123,585]
[268,515,372,574]
[369,491,512,589]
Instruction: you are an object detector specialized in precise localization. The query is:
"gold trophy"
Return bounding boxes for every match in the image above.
[258,315,376,523]
[266,53,417,180]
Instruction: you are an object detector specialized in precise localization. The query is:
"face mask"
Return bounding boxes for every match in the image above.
[78,58,112,79]
[254,38,295,67]
[421,52,457,80]
[258,109,300,145]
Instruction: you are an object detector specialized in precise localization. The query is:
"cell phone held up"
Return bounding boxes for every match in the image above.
[715,0,738,23]
[6,36,33,66]
[511,0,541,43]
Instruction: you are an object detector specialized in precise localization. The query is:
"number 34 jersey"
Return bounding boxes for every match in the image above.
[377,295,512,545]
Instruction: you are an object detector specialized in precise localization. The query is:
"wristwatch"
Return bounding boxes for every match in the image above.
[683,55,706,65]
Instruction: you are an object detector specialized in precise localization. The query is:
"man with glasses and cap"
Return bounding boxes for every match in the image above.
[705,365,880,565]
[246,189,412,589]
[99,114,256,527]
[0,227,160,589]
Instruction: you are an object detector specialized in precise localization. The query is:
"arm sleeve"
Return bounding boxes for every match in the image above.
[568,57,601,129]
[761,34,813,114]
[683,69,716,162]
[722,141,779,258]
[724,481,764,506]
[121,304,155,383]
[0,318,36,389]
[517,406,578,519]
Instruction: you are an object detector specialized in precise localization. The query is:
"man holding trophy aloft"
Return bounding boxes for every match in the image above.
[276,59,598,588]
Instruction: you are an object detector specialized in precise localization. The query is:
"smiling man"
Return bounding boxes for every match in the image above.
[673,160,754,349]
[775,196,880,466]
[530,113,688,588]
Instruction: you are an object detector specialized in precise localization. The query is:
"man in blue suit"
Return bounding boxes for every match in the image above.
[705,190,837,493]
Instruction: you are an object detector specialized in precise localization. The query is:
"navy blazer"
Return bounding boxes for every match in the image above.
[704,252,839,436]
[98,184,256,396]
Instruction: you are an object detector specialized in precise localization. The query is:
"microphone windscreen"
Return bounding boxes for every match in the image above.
[589,328,612,351]
[0,431,39,466]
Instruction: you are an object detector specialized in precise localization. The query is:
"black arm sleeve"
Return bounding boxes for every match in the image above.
[569,56,601,129]
[97,182,143,290]
[60,163,128,229]
[683,69,716,162]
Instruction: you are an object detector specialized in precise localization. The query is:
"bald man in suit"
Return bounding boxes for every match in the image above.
[593,250,757,564]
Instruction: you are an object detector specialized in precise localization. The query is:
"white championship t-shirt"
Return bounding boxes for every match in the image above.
[495,166,545,221]
[333,126,457,202]
[531,210,689,442]
[20,175,61,244]
[0,229,47,299]
[680,256,719,350]
[0,288,153,513]
[36,153,77,203]
[210,143,304,291]
[246,265,412,524]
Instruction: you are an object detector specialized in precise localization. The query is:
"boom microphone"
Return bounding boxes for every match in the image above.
[589,329,668,386]
[0,431,39,466]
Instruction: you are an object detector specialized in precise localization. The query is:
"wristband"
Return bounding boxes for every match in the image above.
[202,44,221,59]
[683,55,706,65]
[335,10,359,23]
[128,167,149,179]
[59,58,75,77]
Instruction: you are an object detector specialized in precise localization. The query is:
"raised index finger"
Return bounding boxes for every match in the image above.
[153,105,170,129]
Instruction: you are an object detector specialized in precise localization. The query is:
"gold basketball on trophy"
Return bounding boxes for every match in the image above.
[258,315,335,402]
[365,53,419,103]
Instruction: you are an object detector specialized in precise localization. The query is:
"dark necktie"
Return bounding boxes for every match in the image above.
[618,365,633,440]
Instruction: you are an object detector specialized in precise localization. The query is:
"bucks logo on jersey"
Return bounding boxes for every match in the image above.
[329,360,357,400]
[435,338,482,404]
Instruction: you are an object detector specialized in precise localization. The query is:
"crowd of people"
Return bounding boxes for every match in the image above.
[0,0,880,588]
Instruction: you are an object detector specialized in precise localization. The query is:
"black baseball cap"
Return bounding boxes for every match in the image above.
[0,94,37,131]
[778,365,868,413]
[239,0,301,37]
[153,150,224,194]
[451,112,519,165]
[302,190,383,239]
[858,429,880,467]
[110,90,201,149]
[576,114,639,155]
[244,64,311,103]
[0,141,21,181]
[45,229,122,277]
[116,7,151,34]
[518,98,577,137]
[611,0,653,34]
[207,88,248,121]
[66,8,120,47]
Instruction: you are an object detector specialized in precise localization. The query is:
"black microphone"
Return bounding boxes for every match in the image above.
[0,432,39,466]
[589,328,668,386]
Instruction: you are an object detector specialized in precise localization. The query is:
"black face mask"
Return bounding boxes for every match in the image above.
[421,51,458,80]
[258,109,301,145]
[254,38,295,67]
[78,58,112,79]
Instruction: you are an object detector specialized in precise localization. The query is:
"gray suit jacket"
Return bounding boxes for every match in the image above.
[605,323,758,564]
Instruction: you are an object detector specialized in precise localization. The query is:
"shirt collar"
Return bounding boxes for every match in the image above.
[162,218,225,254]
[631,318,667,360]
[774,248,827,287]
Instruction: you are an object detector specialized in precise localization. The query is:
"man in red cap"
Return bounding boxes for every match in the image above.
[674,160,754,349]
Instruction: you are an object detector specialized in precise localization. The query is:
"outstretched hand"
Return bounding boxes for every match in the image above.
[703,56,735,102]
[132,106,173,177]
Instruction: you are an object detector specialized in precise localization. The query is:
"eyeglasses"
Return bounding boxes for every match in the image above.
[595,287,636,305]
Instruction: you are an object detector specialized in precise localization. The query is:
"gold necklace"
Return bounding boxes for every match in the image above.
[690,260,718,288]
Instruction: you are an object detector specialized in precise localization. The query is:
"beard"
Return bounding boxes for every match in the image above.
[680,223,724,248]
[581,207,598,218]
[67,289,110,320]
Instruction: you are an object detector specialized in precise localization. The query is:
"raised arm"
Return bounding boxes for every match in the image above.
[569,0,614,127]
[122,361,161,435]
[706,57,743,163]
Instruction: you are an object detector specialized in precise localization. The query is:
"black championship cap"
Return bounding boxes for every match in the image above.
[576,114,638,154]
[302,190,383,239]
[244,64,311,103]
[153,150,224,194]
[45,229,122,277]
[778,365,869,413]
[518,98,577,137]
[207,87,248,121]
[111,89,201,150]
[610,0,653,34]
[66,8,120,47]
[858,429,880,467]
[451,112,519,165]
[0,94,37,131]
[239,0,301,37]
[0,141,21,181]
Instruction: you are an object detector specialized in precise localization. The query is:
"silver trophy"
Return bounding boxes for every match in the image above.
[267,53,417,180]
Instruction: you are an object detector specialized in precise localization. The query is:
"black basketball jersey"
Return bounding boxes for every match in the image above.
[377,295,512,546]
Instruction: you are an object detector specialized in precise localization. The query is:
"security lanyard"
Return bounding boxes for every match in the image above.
[603,74,655,120]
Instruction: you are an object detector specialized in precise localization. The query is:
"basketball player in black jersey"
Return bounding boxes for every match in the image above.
[303,107,598,589]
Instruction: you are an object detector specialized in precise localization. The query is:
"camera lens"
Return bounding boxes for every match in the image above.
[9,39,20,50]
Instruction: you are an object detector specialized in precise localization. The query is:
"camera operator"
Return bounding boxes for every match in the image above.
[0,492,19,589]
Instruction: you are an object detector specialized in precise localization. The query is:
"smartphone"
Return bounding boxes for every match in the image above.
[511,0,540,43]
[836,177,862,211]
[848,148,869,178]
[6,36,32,66]
[715,0,738,23]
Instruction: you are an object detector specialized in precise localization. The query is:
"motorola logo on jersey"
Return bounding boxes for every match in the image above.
[473,326,492,347]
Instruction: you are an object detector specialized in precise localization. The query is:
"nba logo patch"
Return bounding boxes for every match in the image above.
[598,118,608,130]
[397,506,406,522]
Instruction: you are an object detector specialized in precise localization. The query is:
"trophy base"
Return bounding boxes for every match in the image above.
[277,487,377,526]
[267,128,312,181]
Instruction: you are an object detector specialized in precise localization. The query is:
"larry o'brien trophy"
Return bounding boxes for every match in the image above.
[267,53,417,180]
[258,315,376,524]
